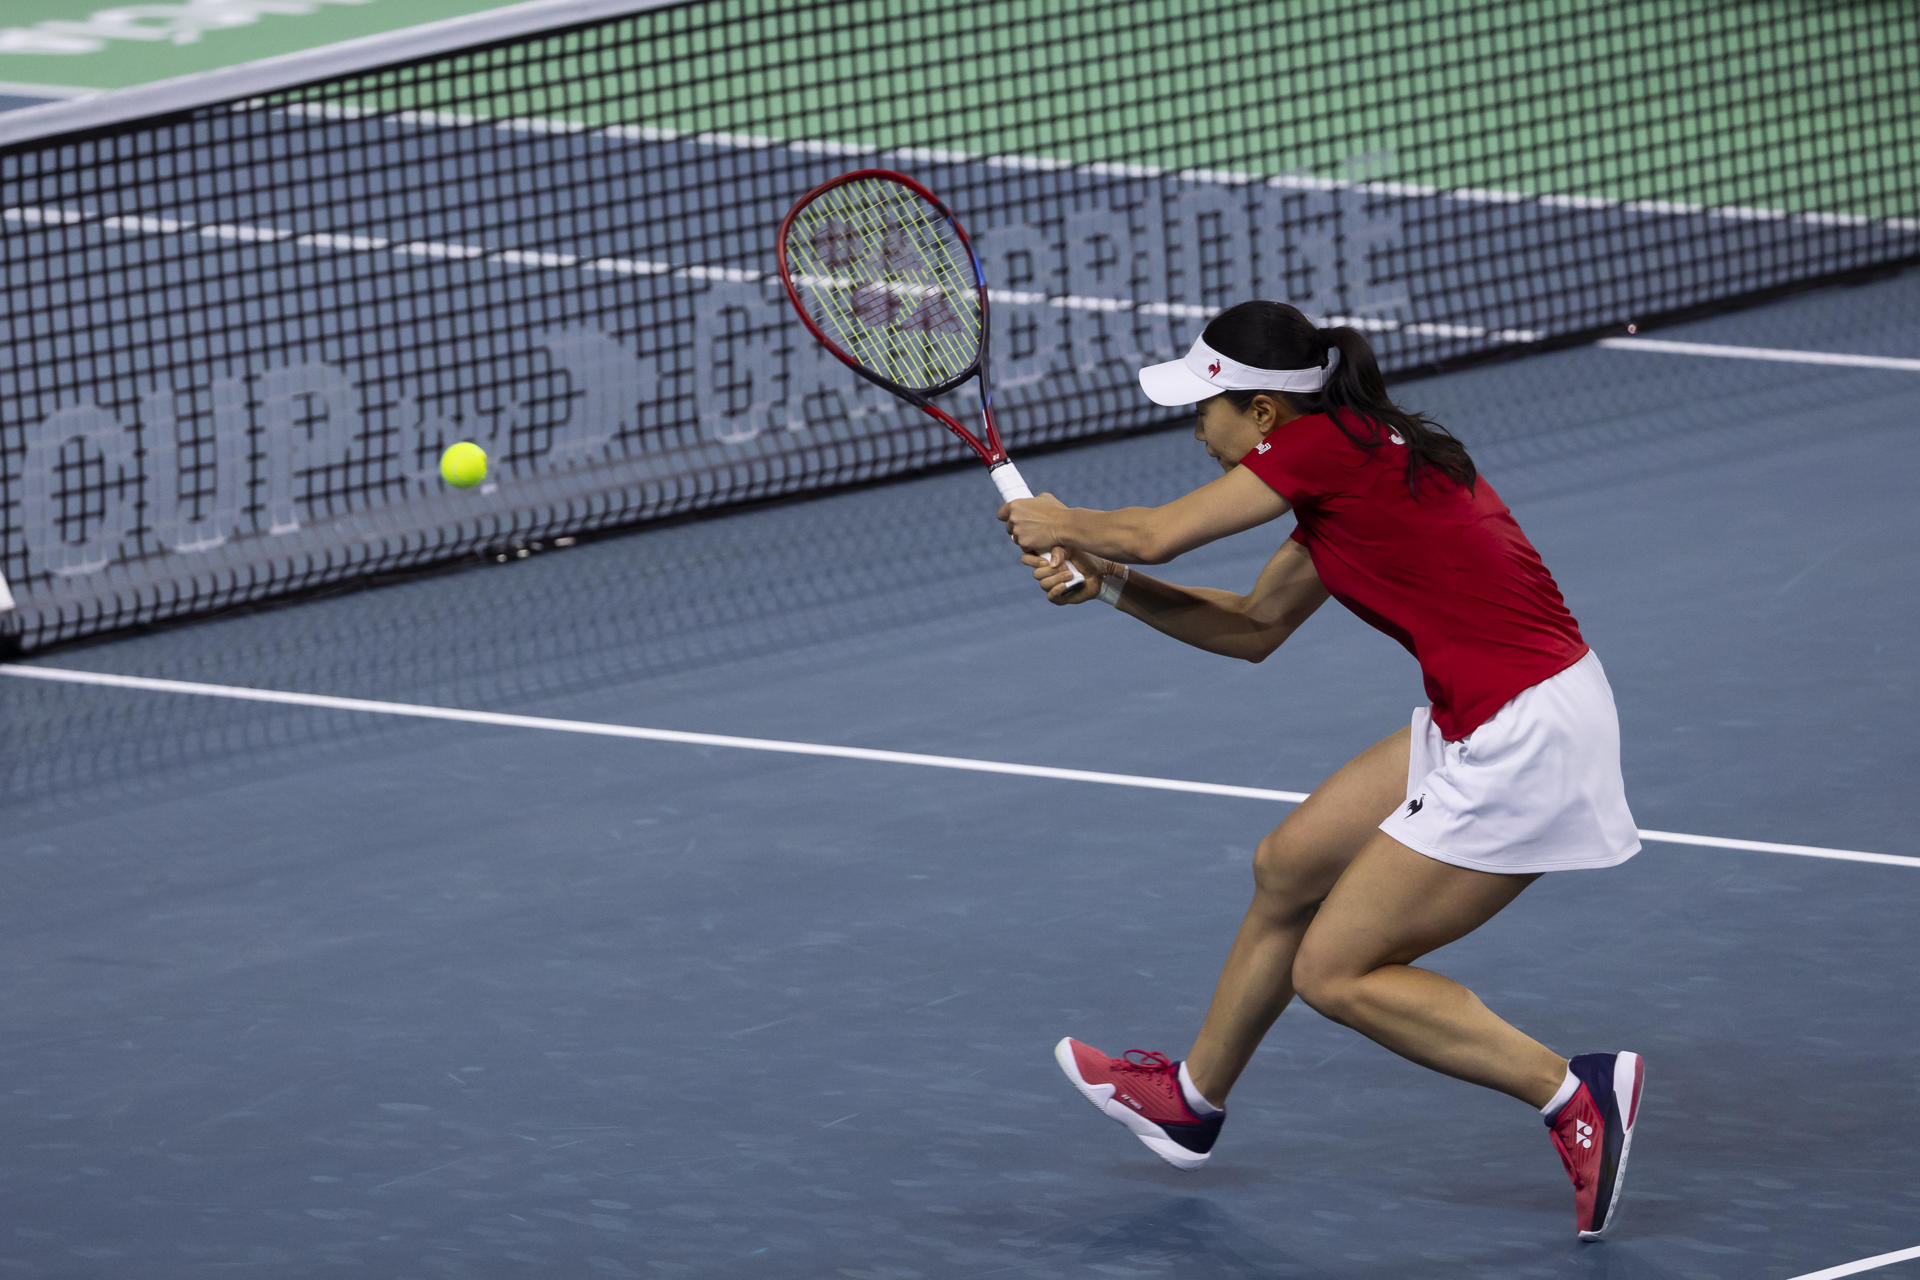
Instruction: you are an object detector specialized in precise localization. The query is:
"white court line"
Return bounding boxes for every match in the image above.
[25,103,1910,346]
[42,101,1911,348]
[1636,829,1920,870]
[0,80,96,100]
[3,664,1913,870]
[1599,338,1920,371]
[1783,1244,1920,1280]
[300,102,1909,235]
[0,665,1303,805]
[0,199,1535,340]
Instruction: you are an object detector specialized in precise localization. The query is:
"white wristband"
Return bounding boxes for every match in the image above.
[1097,563,1128,606]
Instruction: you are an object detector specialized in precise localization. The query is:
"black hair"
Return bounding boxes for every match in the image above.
[1206,300,1475,495]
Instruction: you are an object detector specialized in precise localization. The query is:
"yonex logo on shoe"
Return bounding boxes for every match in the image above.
[1119,1092,1144,1112]
[1576,1120,1593,1149]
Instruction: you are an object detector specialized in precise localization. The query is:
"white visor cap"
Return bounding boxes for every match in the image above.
[1137,334,1339,407]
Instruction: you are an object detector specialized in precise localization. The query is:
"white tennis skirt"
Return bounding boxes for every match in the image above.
[1377,650,1641,874]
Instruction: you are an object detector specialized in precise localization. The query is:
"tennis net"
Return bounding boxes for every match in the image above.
[2,0,1915,650]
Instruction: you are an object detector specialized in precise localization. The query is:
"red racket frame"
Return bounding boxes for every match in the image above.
[775,168,1007,468]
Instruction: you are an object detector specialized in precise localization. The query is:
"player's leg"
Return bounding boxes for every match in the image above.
[1052,727,1408,1169]
[1288,831,1562,1105]
[1291,832,1645,1237]
[1183,726,1411,1105]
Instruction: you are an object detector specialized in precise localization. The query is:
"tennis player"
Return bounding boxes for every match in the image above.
[998,300,1644,1239]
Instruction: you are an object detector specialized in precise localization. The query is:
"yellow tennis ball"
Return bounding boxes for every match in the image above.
[440,441,487,489]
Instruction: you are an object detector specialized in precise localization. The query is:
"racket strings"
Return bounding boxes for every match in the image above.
[786,180,982,392]
[795,190,977,383]
[839,194,978,376]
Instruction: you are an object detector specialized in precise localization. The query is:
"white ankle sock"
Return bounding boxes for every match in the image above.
[1178,1061,1222,1115]
[1540,1067,1579,1120]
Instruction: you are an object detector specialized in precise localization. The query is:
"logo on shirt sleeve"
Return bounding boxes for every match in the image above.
[1254,441,1271,454]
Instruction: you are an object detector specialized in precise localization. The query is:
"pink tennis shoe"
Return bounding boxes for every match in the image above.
[1547,1051,1646,1239]
[1052,1037,1224,1170]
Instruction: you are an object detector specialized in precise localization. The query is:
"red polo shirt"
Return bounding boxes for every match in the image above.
[1240,412,1588,740]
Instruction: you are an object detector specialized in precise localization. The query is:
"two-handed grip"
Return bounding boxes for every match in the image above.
[991,462,1087,590]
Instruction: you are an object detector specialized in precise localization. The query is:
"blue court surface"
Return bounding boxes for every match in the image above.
[2,268,1918,1278]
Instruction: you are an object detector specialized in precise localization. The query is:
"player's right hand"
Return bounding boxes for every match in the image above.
[1023,546,1106,605]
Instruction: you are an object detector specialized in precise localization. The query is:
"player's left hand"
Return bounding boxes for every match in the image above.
[1023,547,1103,604]
[997,493,1068,554]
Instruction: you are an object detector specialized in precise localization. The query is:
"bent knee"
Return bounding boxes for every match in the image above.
[1251,828,1341,913]
[1290,938,1366,1023]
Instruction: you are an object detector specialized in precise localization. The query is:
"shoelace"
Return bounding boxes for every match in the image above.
[1110,1050,1176,1074]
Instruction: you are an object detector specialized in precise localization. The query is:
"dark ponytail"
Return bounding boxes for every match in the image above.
[1206,301,1475,495]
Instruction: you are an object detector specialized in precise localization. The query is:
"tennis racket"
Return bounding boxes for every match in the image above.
[776,169,1083,589]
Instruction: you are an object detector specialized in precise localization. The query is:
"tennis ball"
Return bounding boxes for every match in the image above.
[440,441,488,489]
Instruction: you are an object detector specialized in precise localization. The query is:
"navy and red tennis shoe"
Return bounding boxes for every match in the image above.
[1052,1038,1223,1170]
[1055,1037,1645,1241]
[1546,1050,1646,1239]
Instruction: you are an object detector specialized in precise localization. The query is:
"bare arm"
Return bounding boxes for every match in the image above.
[1027,537,1330,663]
[999,465,1291,565]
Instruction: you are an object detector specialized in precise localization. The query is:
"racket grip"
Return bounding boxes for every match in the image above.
[990,462,1087,590]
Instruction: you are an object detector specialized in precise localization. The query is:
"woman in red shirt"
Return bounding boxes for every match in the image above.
[999,300,1643,1239]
